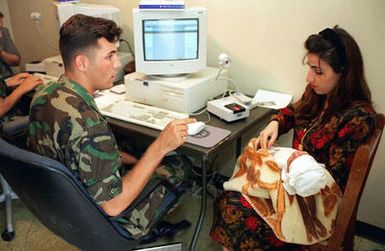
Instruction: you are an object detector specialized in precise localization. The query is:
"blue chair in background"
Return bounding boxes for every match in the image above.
[0,115,29,241]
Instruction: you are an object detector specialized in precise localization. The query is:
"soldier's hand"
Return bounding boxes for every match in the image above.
[157,117,196,153]
[120,151,138,165]
[17,75,43,94]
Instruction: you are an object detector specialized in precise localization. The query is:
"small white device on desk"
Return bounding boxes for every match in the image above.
[207,96,249,122]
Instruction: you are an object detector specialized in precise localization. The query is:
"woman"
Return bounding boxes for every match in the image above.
[210,26,376,250]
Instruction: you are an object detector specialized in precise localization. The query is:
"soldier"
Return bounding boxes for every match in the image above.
[0,12,21,79]
[28,14,195,241]
[1,73,42,146]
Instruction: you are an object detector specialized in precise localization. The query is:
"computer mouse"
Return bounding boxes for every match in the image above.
[187,121,206,135]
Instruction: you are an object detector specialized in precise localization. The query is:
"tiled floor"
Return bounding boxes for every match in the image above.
[0,192,221,251]
[1,192,385,251]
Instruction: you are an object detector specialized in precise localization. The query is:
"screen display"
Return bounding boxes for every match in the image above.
[142,18,199,61]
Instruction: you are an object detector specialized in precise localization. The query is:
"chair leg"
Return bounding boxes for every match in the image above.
[343,215,356,251]
[0,175,17,241]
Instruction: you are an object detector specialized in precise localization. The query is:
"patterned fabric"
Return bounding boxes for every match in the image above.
[211,191,301,251]
[0,78,28,126]
[271,100,376,190]
[0,27,20,80]
[116,154,191,239]
[223,145,341,245]
[28,75,190,238]
[210,93,376,250]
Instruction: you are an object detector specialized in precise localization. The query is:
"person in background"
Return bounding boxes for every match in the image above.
[210,25,377,250]
[0,12,21,80]
[0,73,42,121]
[28,14,195,243]
[0,72,42,147]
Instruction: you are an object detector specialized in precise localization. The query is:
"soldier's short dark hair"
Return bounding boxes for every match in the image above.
[59,14,122,71]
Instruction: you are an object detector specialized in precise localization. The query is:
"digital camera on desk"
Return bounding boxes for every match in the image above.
[207,96,250,122]
[124,67,227,113]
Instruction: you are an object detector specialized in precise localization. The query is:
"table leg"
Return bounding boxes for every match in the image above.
[236,138,242,156]
[189,155,207,251]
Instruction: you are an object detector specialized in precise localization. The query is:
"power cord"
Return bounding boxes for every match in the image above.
[119,39,135,57]
[189,108,211,124]
[30,12,58,52]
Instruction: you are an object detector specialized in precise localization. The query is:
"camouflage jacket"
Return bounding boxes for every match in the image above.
[0,78,24,124]
[28,76,122,204]
[0,27,20,79]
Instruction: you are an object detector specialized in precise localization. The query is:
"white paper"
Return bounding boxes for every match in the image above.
[94,89,125,109]
[251,89,292,110]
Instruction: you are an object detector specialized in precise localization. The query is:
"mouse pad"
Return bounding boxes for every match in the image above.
[186,125,231,148]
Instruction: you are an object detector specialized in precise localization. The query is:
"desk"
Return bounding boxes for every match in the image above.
[107,106,273,251]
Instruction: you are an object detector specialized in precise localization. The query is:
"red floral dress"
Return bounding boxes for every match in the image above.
[210,100,376,250]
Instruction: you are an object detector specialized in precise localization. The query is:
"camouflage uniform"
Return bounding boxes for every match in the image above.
[0,79,29,149]
[0,27,20,79]
[28,76,189,239]
[0,79,25,124]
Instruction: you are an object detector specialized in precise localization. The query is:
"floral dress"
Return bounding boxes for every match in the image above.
[210,99,376,250]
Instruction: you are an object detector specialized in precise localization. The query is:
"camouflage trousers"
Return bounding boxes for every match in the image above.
[115,154,191,239]
[0,115,29,148]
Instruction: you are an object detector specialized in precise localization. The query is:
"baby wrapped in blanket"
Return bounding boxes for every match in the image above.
[223,139,342,245]
[271,147,328,197]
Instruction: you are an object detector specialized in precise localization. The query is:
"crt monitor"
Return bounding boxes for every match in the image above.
[133,7,207,76]
[55,2,121,27]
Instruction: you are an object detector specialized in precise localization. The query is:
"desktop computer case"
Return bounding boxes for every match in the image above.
[124,67,227,113]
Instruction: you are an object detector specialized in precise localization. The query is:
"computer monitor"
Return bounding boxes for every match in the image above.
[133,7,207,77]
[55,2,121,27]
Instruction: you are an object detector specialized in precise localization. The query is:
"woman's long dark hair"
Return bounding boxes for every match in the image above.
[295,25,371,122]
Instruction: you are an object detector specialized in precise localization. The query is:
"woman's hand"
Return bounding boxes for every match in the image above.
[156,117,196,154]
[256,120,279,149]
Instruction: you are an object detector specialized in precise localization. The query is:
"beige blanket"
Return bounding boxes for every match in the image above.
[223,138,342,245]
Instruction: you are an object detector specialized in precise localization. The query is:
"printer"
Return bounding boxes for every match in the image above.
[43,52,133,81]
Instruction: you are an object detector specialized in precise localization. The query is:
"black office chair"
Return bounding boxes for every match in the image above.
[0,115,29,241]
[0,136,182,251]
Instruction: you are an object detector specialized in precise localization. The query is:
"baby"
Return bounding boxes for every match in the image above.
[269,147,328,197]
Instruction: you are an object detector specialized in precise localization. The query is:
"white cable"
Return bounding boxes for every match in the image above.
[215,67,223,80]
[33,20,58,52]
[189,108,212,124]
[217,76,239,93]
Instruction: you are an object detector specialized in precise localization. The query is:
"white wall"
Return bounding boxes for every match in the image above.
[6,0,385,229]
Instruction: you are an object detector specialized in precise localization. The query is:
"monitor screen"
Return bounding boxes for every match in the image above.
[133,7,207,76]
[143,18,198,61]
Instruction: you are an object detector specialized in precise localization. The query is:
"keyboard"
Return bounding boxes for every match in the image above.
[99,99,189,130]
[33,73,59,85]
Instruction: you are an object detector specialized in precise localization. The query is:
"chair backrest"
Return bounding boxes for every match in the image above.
[310,113,385,251]
[0,137,139,251]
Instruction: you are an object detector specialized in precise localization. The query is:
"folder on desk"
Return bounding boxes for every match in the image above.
[251,89,292,110]
[186,125,231,148]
